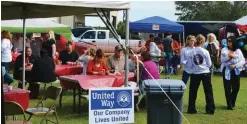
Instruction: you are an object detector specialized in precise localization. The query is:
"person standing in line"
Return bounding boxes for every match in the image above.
[220,36,245,110]
[180,35,195,84]
[163,33,173,74]
[187,34,215,115]
[203,33,220,76]
[149,37,162,69]
[1,30,14,85]
[145,34,154,52]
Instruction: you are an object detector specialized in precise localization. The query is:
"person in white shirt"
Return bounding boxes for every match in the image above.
[180,35,195,84]
[12,33,24,52]
[77,48,96,75]
[149,37,162,69]
[220,36,245,110]
[1,30,14,84]
[187,34,215,115]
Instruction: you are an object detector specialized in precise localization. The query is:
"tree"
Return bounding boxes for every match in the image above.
[116,21,126,39]
[175,1,247,21]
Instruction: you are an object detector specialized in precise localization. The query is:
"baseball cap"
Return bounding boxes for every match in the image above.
[115,45,123,51]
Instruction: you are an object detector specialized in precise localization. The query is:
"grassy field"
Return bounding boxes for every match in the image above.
[6,73,247,124]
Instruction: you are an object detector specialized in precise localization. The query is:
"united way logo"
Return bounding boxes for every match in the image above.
[117,91,131,107]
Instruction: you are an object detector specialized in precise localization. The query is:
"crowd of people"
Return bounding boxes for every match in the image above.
[141,32,246,114]
[1,29,246,113]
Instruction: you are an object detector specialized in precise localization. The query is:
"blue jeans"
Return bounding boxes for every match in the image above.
[164,52,172,74]
[1,62,14,84]
[182,71,190,85]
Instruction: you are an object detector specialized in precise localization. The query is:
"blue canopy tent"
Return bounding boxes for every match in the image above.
[130,16,184,33]
[129,16,184,43]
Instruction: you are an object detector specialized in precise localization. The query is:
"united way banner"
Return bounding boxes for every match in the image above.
[89,88,134,124]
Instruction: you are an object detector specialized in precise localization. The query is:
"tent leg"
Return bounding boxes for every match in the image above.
[22,18,26,89]
[124,9,129,87]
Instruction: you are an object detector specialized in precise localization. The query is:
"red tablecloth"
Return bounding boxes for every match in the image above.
[59,72,135,90]
[25,64,83,76]
[55,65,83,76]
[3,85,30,110]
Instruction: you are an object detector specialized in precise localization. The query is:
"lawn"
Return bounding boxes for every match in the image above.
[6,73,247,124]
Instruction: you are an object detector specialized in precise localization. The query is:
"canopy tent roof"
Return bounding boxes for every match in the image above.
[1,18,72,40]
[235,15,247,25]
[1,1,130,20]
[129,16,184,33]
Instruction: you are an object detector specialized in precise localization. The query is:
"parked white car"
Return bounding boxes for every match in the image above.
[76,30,143,53]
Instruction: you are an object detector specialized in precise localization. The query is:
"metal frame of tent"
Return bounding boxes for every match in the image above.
[1,1,130,89]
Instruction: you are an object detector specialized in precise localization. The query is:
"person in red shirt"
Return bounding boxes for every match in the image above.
[172,39,180,55]
[87,49,109,75]
[145,34,154,52]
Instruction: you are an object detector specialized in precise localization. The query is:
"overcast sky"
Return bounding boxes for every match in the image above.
[85,1,178,27]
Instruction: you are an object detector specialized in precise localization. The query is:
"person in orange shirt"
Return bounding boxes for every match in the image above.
[145,34,154,52]
[87,49,110,75]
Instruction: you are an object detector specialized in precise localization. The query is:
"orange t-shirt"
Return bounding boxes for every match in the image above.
[87,60,109,74]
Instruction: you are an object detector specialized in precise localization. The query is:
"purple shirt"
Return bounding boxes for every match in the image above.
[141,60,160,80]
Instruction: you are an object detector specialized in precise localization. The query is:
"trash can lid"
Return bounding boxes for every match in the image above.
[142,79,186,92]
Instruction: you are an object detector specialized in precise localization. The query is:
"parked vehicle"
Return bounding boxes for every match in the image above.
[75,30,143,53]
[71,27,94,38]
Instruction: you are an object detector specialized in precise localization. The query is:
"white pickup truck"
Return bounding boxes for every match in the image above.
[75,30,143,53]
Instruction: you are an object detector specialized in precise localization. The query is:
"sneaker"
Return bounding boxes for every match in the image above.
[206,110,214,115]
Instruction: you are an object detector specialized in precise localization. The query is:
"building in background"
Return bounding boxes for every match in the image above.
[50,11,118,29]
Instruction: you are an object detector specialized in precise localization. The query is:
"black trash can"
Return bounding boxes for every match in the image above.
[142,79,186,124]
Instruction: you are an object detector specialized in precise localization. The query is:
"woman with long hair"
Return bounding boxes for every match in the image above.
[188,34,215,115]
[87,49,110,75]
[180,35,195,84]
[203,33,220,75]
[220,36,245,110]
[1,30,14,84]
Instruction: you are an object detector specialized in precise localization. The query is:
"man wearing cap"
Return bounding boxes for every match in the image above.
[106,45,125,74]
[58,42,79,64]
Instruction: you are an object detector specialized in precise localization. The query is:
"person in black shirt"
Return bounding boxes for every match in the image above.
[14,47,36,88]
[163,33,173,74]
[28,49,57,99]
[42,32,56,59]
[58,42,79,64]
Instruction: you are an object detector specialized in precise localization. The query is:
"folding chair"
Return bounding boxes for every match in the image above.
[4,101,32,124]
[25,86,62,124]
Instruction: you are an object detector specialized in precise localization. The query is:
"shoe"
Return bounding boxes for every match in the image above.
[206,110,214,115]
[187,110,197,114]
[227,107,233,110]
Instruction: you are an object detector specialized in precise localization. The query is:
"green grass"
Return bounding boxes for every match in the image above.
[7,73,247,124]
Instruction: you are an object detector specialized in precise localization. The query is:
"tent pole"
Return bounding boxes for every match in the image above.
[124,9,129,87]
[22,18,26,89]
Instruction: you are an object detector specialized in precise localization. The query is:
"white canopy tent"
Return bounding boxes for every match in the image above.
[1,18,69,27]
[1,1,129,20]
[235,15,247,25]
[1,1,130,89]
